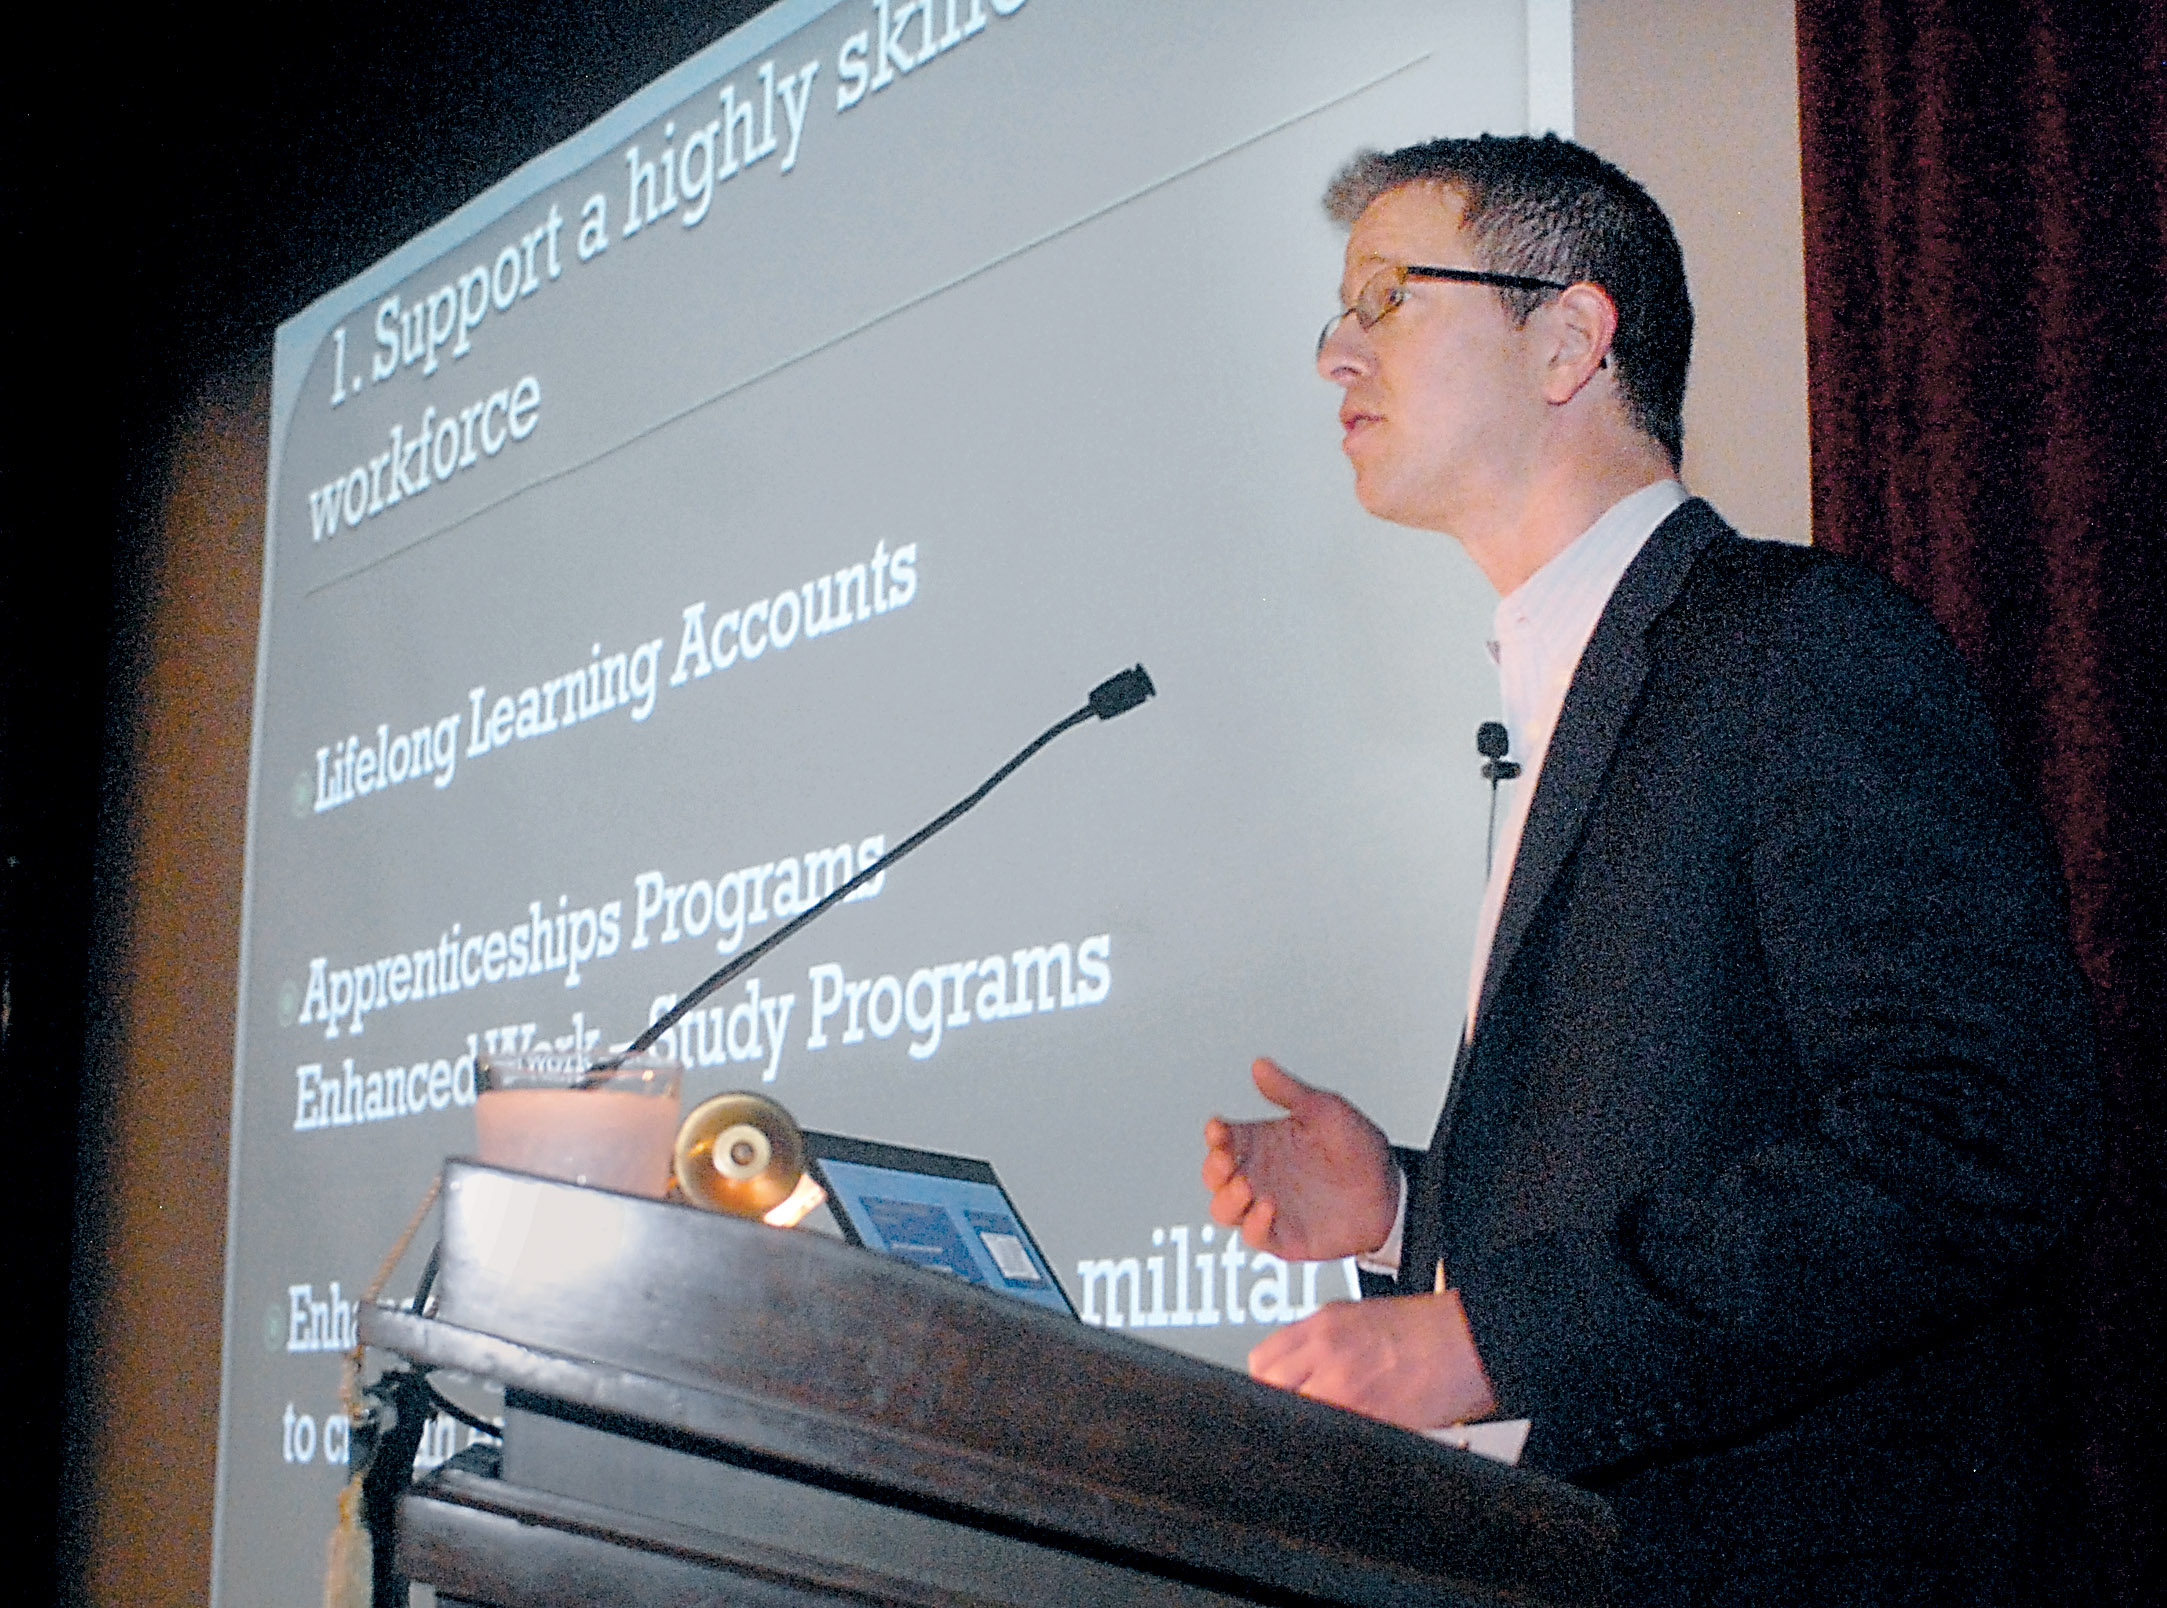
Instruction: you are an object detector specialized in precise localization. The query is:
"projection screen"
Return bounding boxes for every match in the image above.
[216,2,1564,1597]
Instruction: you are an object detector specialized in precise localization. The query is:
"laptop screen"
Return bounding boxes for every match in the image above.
[803,1132,1075,1317]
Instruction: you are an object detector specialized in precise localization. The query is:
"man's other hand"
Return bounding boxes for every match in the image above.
[1201,1058,1397,1261]
[1247,1288,1498,1431]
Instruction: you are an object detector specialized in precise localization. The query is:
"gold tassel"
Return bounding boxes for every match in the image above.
[321,1173,442,1608]
[322,1473,371,1608]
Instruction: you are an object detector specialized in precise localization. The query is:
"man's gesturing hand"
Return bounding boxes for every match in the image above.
[1248,1289,1498,1431]
[1201,1059,1397,1262]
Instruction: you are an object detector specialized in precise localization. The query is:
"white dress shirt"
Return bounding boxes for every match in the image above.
[1365,479,1688,1271]
[1364,480,1687,1464]
[1462,478,1689,1037]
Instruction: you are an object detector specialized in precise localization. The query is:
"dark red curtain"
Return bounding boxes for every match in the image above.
[1796,2,2167,1599]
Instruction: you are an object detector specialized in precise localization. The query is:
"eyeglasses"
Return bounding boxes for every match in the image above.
[1317,263,1572,357]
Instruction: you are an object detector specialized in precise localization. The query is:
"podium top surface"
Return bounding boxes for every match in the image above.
[365,1161,1614,1607]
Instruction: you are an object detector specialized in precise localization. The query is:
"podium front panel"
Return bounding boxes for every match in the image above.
[367,1163,1614,1607]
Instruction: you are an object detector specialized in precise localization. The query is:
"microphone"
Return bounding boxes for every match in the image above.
[1476,720,1521,782]
[1089,664,1156,720]
[596,664,1157,1071]
[1475,721,1519,878]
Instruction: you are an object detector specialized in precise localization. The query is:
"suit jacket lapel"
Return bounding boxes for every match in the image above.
[1470,500,1729,1037]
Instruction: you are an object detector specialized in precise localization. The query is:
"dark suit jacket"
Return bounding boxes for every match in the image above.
[1397,502,2101,1603]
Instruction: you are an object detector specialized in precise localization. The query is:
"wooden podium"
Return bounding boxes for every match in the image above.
[361,1162,1615,1606]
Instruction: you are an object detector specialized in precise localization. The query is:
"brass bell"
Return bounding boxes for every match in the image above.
[672,1091,808,1218]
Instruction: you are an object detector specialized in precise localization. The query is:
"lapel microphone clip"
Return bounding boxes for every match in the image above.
[1476,721,1520,878]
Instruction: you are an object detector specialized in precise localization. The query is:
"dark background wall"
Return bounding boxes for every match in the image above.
[4,8,773,1600]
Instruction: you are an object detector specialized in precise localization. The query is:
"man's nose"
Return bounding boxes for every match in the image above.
[1316,312,1369,383]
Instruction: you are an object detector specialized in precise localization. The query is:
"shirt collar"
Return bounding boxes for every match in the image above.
[1492,479,1689,657]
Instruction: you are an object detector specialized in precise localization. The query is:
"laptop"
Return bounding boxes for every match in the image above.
[801,1130,1077,1318]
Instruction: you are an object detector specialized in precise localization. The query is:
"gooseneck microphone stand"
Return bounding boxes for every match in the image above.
[596,663,1156,1072]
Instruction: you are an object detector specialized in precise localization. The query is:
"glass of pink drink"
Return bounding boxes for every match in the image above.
[474,1051,683,1198]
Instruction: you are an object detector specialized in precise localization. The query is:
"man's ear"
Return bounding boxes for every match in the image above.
[1542,281,1619,404]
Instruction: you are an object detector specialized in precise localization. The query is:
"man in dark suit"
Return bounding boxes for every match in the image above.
[1202,136,2099,1602]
